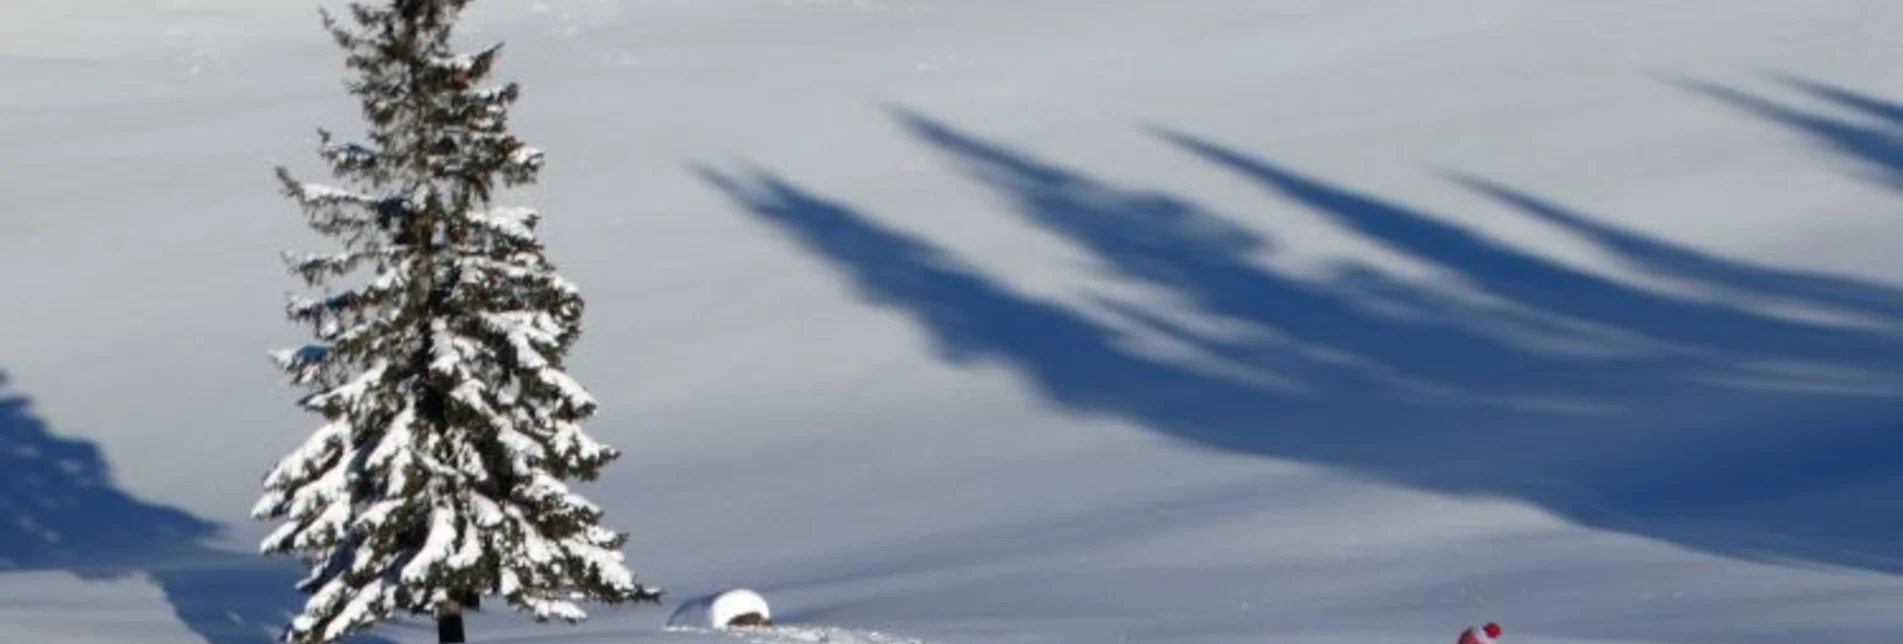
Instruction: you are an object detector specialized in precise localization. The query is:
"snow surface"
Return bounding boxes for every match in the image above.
[6,1,1903,643]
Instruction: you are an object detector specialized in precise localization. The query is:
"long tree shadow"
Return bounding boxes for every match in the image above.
[1670,76,1903,322]
[697,105,1903,577]
[1451,172,1903,325]
[0,371,398,644]
[1682,75,1903,196]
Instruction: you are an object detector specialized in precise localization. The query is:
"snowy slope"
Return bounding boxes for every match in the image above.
[5,1,1903,642]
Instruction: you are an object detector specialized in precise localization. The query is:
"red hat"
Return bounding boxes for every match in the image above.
[1483,622,1503,638]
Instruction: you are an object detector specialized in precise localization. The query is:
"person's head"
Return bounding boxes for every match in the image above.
[1482,622,1503,638]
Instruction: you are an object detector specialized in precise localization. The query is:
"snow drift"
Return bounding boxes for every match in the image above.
[668,588,772,629]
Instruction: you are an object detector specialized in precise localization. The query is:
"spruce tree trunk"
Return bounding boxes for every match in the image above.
[437,603,466,644]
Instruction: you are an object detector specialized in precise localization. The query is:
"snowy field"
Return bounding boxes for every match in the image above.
[6,1,1903,642]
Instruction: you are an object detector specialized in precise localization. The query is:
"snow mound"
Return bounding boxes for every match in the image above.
[668,588,772,629]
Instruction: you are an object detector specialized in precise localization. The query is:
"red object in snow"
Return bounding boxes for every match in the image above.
[1457,622,1503,644]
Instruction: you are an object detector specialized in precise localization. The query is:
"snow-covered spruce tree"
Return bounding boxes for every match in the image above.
[252,2,660,642]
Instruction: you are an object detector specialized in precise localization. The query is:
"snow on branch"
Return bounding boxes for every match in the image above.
[280,173,376,207]
[468,206,541,243]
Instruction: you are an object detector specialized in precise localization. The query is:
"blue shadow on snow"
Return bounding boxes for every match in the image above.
[0,371,397,644]
[1681,74,1903,196]
[695,94,1903,576]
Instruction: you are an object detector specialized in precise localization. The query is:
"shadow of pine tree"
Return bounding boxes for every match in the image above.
[696,101,1903,578]
[0,371,399,644]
